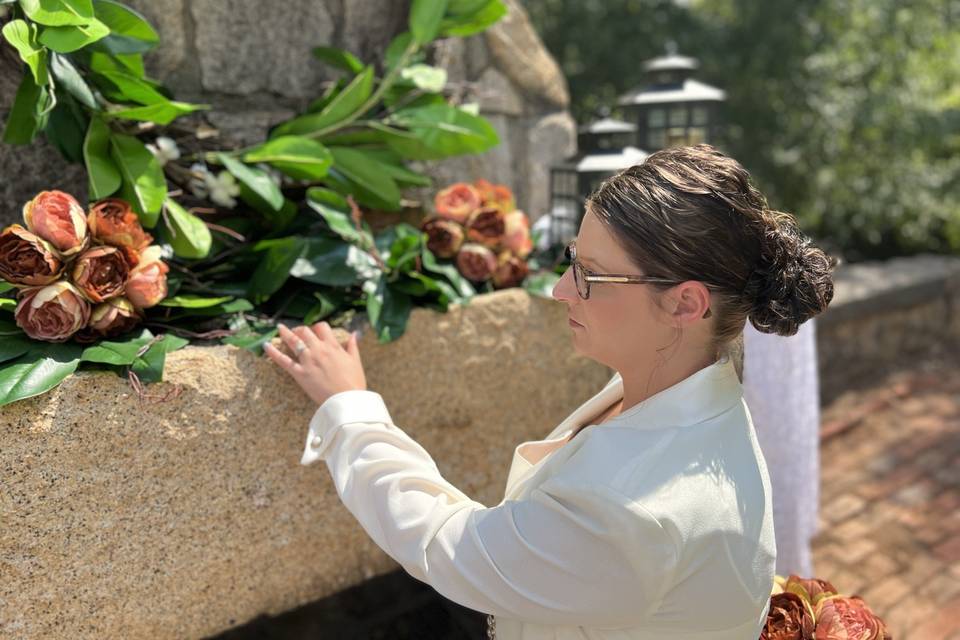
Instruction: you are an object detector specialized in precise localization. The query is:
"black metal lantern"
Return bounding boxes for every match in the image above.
[540,110,648,252]
[616,46,725,151]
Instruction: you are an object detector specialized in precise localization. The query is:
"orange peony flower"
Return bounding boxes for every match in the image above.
[420,216,465,259]
[434,182,482,224]
[455,243,498,282]
[464,206,506,249]
[87,198,153,251]
[491,250,530,289]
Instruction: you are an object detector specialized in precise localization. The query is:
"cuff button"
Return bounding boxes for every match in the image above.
[310,435,324,449]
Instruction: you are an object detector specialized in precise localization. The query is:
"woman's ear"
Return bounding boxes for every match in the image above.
[670,281,711,325]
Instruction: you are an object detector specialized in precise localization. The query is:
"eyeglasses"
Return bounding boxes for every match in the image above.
[564,241,679,300]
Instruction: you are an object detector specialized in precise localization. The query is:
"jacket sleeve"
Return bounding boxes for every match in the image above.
[300,389,679,629]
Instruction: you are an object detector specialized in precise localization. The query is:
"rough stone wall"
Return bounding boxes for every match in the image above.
[0,0,575,228]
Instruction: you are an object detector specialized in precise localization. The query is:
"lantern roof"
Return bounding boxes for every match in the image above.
[643,54,699,73]
[577,117,637,135]
[616,78,725,106]
[575,146,648,172]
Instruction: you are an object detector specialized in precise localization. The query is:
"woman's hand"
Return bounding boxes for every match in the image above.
[263,321,367,406]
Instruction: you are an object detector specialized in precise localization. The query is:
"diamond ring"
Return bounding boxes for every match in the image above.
[293,340,307,356]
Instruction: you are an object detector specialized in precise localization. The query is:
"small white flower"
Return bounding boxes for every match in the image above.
[188,162,213,200]
[207,170,240,209]
[146,136,181,167]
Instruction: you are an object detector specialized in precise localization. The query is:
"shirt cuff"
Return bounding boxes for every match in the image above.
[300,389,394,465]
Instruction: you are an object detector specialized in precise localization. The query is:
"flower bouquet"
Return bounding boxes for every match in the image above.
[760,574,892,639]
[420,179,534,290]
[0,190,169,343]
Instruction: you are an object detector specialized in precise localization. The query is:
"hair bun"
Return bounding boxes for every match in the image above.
[744,212,837,336]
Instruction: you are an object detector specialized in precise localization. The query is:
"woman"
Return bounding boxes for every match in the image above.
[263,144,836,639]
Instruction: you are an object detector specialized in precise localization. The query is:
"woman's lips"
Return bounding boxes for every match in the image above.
[568,316,584,327]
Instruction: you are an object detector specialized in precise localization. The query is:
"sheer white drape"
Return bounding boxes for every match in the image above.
[742,318,820,578]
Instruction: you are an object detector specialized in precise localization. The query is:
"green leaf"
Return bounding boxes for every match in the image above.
[328,146,401,208]
[221,326,278,353]
[248,236,310,304]
[44,92,87,162]
[131,333,188,384]
[384,32,415,71]
[19,0,95,26]
[0,342,84,407]
[289,237,378,287]
[107,100,206,125]
[83,115,121,197]
[156,294,234,309]
[217,153,283,211]
[271,65,374,138]
[2,19,48,85]
[162,197,212,259]
[49,52,96,108]
[305,187,374,246]
[399,64,447,93]
[302,290,339,324]
[2,73,49,145]
[311,45,364,75]
[92,0,157,43]
[363,274,413,342]
[439,0,506,37]
[522,270,560,299]
[38,17,110,52]
[243,136,333,180]
[92,68,167,104]
[109,132,166,226]
[385,103,499,159]
[0,334,32,365]
[421,246,476,299]
[409,0,448,45]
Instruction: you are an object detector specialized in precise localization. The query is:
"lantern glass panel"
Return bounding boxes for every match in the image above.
[669,106,687,126]
[692,106,709,126]
[667,127,688,147]
[688,127,707,144]
[647,108,666,128]
[647,129,666,149]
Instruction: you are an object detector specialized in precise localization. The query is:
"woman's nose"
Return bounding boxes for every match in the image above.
[552,266,576,303]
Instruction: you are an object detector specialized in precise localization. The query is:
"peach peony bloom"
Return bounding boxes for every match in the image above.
[502,210,533,258]
[22,190,89,258]
[124,245,169,309]
[420,216,465,258]
[464,206,506,249]
[491,250,530,289]
[434,182,482,224]
[71,245,135,303]
[0,224,64,286]
[14,281,91,342]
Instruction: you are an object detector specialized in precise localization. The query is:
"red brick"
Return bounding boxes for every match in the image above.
[933,534,960,564]
[911,593,960,639]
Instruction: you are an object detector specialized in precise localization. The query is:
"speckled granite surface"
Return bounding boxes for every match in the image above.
[0,288,612,639]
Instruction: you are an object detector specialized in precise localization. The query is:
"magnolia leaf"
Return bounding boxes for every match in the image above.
[2,19,48,85]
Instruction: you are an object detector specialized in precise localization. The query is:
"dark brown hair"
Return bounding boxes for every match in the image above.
[585,144,836,359]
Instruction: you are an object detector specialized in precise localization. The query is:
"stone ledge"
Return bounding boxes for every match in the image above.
[0,288,611,640]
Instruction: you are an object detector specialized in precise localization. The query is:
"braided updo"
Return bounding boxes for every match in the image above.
[585,144,836,359]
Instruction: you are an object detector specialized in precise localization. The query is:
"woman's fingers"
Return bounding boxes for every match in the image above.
[311,321,338,347]
[278,323,308,354]
[264,340,299,373]
[292,324,322,350]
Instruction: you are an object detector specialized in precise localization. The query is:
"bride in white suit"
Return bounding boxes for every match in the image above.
[265,144,837,639]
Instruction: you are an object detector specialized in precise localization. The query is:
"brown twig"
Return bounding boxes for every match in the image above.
[347,195,387,272]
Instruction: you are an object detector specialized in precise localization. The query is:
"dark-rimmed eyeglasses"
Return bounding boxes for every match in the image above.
[564,240,678,300]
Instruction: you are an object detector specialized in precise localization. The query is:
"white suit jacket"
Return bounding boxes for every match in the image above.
[300,354,776,639]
